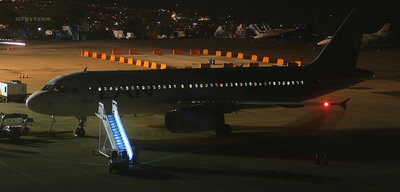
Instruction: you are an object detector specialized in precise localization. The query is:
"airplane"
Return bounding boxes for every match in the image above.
[26,9,374,137]
[214,25,233,39]
[233,24,246,39]
[249,23,297,39]
[214,24,247,39]
[317,23,390,46]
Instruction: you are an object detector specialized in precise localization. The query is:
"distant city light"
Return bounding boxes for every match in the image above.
[37,27,42,31]
[171,12,177,20]
[198,17,210,21]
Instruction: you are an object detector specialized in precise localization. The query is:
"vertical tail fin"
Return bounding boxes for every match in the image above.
[305,9,363,75]
[249,24,261,35]
[377,23,390,34]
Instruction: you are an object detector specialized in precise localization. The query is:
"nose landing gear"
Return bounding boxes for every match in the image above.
[74,116,86,137]
[214,113,232,137]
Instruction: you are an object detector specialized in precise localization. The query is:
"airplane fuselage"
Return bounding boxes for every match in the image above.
[26,66,362,117]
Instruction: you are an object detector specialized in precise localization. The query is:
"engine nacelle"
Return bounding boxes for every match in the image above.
[164,109,218,133]
[277,104,304,108]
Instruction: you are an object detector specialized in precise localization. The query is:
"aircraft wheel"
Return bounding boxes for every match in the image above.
[10,129,21,140]
[215,124,231,137]
[74,128,85,137]
[108,160,113,173]
[22,128,29,135]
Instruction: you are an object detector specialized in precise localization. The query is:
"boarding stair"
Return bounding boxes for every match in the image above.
[96,100,135,169]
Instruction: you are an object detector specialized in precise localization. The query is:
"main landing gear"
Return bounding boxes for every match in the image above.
[214,113,231,137]
[74,116,86,137]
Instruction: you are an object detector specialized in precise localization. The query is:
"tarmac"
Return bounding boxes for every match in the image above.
[0,39,400,191]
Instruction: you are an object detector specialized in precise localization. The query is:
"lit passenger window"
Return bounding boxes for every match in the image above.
[136,86,140,90]
[282,81,285,85]
[173,85,177,88]
[205,83,208,88]
[158,85,161,89]
[115,87,118,91]
[268,82,271,86]
[126,86,129,90]
[225,83,228,87]
[220,83,223,87]
[235,83,238,87]
[120,86,124,90]
[210,83,213,88]
[189,84,192,88]
[230,83,233,87]
[277,82,281,85]
[131,86,135,90]
[296,81,299,85]
[291,81,295,85]
[163,85,167,89]
[273,82,276,85]
[301,81,304,85]
[98,87,102,91]
[263,82,267,86]
[239,82,243,87]
[200,84,203,88]
[168,85,172,89]
[104,87,108,91]
[109,87,113,91]
[244,82,248,86]
[152,85,156,90]
[249,82,252,86]
[287,81,290,85]
[195,84,198,88]
[88,87,92,90]
[181,84,185,88]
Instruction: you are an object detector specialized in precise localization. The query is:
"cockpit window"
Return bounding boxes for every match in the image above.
[42,85,66,93]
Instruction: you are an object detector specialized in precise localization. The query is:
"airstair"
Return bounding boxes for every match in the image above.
[96,100,135,165]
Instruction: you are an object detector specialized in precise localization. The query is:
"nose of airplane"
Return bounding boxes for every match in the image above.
[26,91,47,114]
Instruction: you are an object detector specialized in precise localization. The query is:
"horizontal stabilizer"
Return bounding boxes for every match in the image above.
[331,98,350,110]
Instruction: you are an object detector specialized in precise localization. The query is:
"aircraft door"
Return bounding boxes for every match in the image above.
[79,76,95,102]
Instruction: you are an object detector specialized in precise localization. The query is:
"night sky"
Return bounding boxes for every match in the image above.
[128,1,399,33]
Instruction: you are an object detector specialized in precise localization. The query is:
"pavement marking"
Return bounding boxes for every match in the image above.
[39,158,106,167]
[0,160,53,190]
[141,154,182,165]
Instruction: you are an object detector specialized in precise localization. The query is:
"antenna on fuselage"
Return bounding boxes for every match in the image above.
[83,67,87,72]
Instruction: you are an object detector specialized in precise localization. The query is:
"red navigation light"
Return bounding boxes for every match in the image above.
[323,101,330,108]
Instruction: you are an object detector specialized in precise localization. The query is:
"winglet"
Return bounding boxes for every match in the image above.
[83,67,87,72]
[338,98,350,110]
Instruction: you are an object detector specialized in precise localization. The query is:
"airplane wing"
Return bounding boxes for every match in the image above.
[176,98,350,113]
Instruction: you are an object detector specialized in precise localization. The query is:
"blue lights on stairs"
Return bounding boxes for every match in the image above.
[107,115,127,151]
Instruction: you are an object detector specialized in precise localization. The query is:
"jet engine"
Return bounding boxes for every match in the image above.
[164,109,218,133]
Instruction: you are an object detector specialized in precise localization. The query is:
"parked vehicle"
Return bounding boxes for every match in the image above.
[0,113,33,140]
